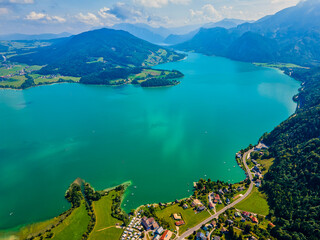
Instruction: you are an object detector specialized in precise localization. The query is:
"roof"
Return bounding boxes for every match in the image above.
[160,230,172,240]
[251,216,258,223]
[175,220,185,226]
[173,213,182,220]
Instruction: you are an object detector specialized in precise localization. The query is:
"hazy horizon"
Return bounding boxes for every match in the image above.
[0,0,301,35]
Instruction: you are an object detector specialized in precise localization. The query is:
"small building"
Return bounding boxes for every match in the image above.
[160,230,172,240]
[235,212,241,217]
[175,220,185,226]
[196,232,206,240]
[197,205,206,212]
[269,223,276,228]
[242,211,250,218]
[156,227,164,235]
[221,227,228,233]
[183,203,188,209]
[213,236,221,240]
[211,220,217,228]
[152,221,159,230]
[192,199,202,207]
[226,198,230,204]
[173,213,182,220]
[153,235,160,240]
[226,219,233,225]
[240,218,246,222]
[251,216,259,223]
[209,202,214,209]
[141,217,156,230]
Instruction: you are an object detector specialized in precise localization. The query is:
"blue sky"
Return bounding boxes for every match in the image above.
[0,0,300,34]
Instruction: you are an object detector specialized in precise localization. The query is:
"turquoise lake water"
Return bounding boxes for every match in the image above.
[0,53,299,230]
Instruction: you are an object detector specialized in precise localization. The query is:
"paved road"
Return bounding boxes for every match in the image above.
[177,149,254,240]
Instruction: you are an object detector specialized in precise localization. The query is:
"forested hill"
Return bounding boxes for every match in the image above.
[10,28,184,78]
[260,67,320,240]
[175,0,320,67]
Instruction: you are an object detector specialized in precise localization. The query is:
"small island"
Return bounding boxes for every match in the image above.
[0,62,184,90]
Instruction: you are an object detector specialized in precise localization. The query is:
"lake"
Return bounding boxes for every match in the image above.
[0,53,299,230]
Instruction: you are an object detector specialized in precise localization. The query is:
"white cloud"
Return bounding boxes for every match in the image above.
[98,7,119,20]
[9,0,34,3]
[76,12,101,26]
[190,4,222,23]
[26,11,66,23]
[135,0,190,8]
[0,7,9,15]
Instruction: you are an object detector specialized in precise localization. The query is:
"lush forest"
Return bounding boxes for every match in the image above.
[260,67,320,240]
[80,68,142,85]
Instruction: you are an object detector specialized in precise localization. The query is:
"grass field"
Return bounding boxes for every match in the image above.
[253,62,307,69]
[257,158,275,174]
[51,201,90,240]
[32,75,80,85]
[0,75,26,87]
[155,204,210,234]
[235,187,269,216]
[89,191,123,240]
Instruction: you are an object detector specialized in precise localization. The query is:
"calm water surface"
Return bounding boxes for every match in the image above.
[0,53,299,230]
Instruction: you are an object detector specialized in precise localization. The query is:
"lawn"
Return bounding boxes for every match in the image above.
[253,62,307,69]
[235,187,269,216]
[0,76,26,88]
[51,201,90,240]
[216,203,226,213]
[257,158,275,174]
[89,191,123,240]
[155,204,210,234]
[33,75,80,85]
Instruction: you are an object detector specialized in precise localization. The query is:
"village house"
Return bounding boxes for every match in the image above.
[141,217,157,230]
[251,216,259,224]
[191,199,202,207]
[173,213,181,220]
[175,220,185,226]
[211,220,217,228]
[183,203,188,209]
[156,227,164,235]
[235,212,241,217]
[221,227,228,234]
[160,230,172,240]
[197,205,206,212]
[196,232,207,240]
[242,211,250,218]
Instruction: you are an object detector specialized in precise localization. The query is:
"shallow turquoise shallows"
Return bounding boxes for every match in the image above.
[0,53,299,230]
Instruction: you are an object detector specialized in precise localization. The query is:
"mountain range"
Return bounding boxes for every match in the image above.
[175,0,320,66]
[0,32,71,41]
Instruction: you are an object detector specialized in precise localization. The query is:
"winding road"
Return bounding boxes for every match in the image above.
[177,149,254,240]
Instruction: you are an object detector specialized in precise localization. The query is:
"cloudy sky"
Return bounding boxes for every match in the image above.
[0,0,300,35]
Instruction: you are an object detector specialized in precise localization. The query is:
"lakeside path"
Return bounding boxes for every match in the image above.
[176,149,254,240]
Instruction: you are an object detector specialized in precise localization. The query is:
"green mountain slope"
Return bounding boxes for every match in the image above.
[259,67,320,240]
[10,28,184,78]
[175,0,320,66]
